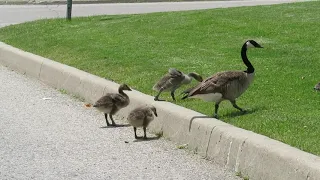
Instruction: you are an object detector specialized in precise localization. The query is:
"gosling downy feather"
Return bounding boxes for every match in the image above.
[93,84,131,126]
[127,105,157,139]
[182,40,263,118]
[153,68,203,101]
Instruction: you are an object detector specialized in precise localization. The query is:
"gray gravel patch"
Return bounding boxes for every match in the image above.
[0,65,240,180]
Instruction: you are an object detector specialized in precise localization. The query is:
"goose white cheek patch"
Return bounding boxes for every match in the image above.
[246,41,255,48]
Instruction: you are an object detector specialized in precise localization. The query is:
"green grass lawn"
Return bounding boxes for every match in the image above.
[1,1,320,155]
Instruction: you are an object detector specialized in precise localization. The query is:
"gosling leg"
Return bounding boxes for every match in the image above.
[143,127,147,139]
[109,114,117,126]
[104,113,110,126]
[170,90,176,101]
[134,127,139,139]
[154,89,165,101]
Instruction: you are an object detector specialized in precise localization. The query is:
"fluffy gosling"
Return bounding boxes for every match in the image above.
[93,84,131,126]
[153,68,203,101]
[127,105,157,139]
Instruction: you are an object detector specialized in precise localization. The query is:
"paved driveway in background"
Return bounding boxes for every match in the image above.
[0,0,308,27]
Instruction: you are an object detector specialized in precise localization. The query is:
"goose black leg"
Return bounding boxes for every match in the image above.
[109,114,117,126]
[230,100,244,112]
[154,89,165,101]
[143,127,147,139]
[104,113,110,126]
[213,103,219,118]
[134,127,139,139]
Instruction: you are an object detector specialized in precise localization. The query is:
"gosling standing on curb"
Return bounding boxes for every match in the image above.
[127,105,157,139]
[153,68,203,101]
[182,40,263,118]
[93,84,131,126]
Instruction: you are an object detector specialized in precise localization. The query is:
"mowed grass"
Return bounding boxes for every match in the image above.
[1,1,320,155]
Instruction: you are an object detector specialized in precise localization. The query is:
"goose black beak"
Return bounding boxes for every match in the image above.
[155,112,158,117]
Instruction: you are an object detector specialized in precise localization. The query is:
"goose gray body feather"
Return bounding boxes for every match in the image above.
[127,106,156,127]
[94,93,130,114]
[188,71,254,102]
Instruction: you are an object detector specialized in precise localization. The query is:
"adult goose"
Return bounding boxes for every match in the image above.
[182,40,263,118]
[153,68,203,101]
[93,84,131,126]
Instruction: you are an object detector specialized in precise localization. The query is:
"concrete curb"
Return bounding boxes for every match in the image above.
[1,41,320,180]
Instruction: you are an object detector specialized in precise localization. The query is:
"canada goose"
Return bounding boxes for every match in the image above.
[153,68,203,101]
[93,84,131,126]
[314,82,320,91]
[127,105,157,139]
[182,40,263,118]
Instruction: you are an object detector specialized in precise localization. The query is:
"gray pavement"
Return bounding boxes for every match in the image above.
[0,65,241,179]
[0,0,309,28]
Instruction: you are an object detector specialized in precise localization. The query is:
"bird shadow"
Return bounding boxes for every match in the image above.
[100,124,131,129]
[222,107,264,119]
[188,106,266,131]
[132,136,161,142]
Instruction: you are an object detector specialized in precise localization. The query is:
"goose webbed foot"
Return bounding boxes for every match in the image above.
[230,100,244,112]
[213,114,219,119]
[154,90,166,101]
[154,97,166,101]
[109,114,117,126]
[134,127,140,139]
[240,109,248,114]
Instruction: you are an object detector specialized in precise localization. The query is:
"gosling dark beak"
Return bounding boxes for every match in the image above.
[154,112,158,117]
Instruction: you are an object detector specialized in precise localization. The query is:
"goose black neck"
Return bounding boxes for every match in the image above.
[241,44,254,73]
[118,88,128,97]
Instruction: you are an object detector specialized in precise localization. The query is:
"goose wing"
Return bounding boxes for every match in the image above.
[187,71,246,96]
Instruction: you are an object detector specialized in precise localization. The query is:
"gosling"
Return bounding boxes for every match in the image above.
[93,84,131,126]
[127,105,157,139]
[153,68,203,101]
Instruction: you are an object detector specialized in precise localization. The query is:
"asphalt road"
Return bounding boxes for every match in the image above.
[0,66,242,179]
[0,0,308,27]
